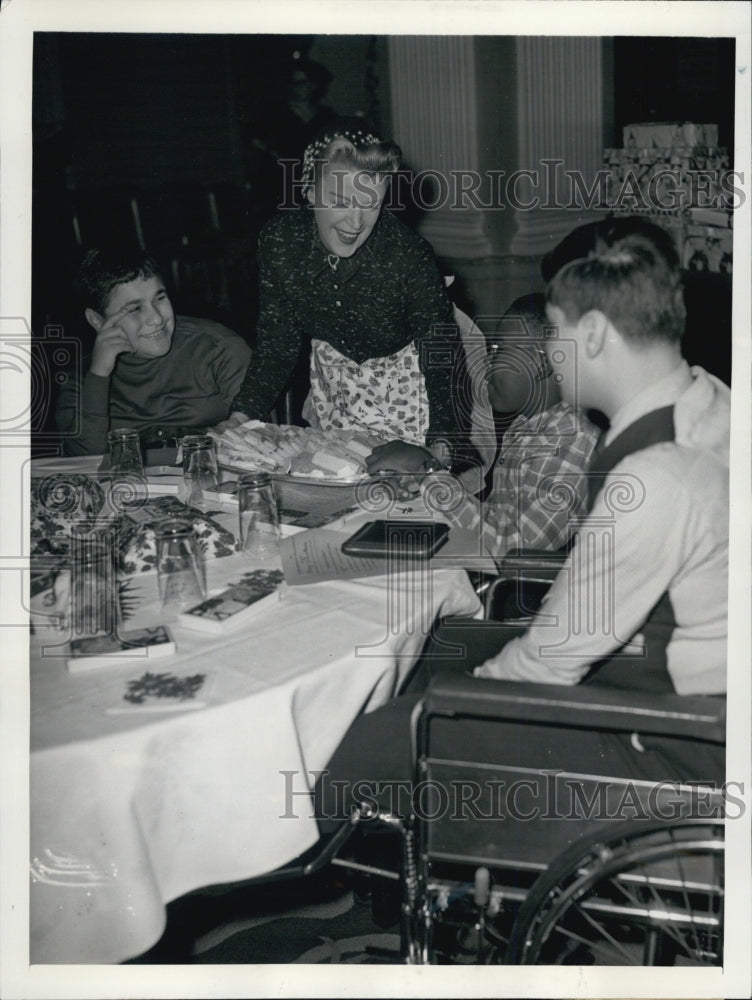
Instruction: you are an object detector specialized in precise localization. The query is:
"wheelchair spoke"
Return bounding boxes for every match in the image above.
[605,872,689,956]
[612,864,709,959]
[540,924,632,965]
[632,828,721,962]
[505,821,724,966]
[566,900,640,964]
[667,836,704,959]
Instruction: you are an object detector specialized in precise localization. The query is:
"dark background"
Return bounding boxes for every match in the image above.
[614,36,735,152]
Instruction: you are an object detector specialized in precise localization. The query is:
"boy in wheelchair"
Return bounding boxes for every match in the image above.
[313,216,729,961]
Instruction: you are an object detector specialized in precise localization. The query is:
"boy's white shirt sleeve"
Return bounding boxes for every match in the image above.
[474,451,694,684]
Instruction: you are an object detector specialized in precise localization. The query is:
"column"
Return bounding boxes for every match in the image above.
[388,35,609,261]
[388,36,494,258]
[509,36,609,255]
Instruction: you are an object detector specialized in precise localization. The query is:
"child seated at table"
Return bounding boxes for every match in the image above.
[316,214,729,826]
[55,247,251,455]
[442,293,599,560]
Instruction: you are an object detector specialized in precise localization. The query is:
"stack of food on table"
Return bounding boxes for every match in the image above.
[209,414,387,481]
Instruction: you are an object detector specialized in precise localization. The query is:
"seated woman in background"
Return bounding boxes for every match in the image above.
[55,248,251,456]
[232,124,472,476]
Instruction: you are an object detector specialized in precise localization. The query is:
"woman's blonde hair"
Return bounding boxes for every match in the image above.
[302,126,402,195]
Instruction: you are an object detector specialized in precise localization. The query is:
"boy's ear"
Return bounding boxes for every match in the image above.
[84,307,103,332]
[579,310,609,359]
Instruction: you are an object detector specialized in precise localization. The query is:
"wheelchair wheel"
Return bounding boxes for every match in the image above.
[506,819,724,966]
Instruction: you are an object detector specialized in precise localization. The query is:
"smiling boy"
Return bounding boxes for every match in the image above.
[55,248,251,455]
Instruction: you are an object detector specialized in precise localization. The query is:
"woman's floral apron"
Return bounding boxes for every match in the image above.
[303,338,429,445]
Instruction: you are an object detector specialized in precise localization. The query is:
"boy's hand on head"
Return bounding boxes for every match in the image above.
[89,307,135,377]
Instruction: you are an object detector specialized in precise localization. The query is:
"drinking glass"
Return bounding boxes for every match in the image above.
[181,434,219,509]
[108,428,144,477]
[237,473,281,560]
[107,428,147,511]
[70,523,119,635]
[155,519,206,614]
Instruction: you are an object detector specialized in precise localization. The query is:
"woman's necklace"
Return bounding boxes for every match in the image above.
[326,253,340,272]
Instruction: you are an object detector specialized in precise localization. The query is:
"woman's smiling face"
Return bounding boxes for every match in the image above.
[308,165,388,258]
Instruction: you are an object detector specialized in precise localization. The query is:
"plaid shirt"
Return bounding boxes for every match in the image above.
[450,402,600,561]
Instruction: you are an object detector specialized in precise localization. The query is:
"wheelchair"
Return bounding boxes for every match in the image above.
[397,672,726,966]
[197,551,725,967]
[290,670,725,967]
[323,551,727,966]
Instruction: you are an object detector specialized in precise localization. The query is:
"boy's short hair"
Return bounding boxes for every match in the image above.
[500,293,548,340]
[541,214,681,283]
[546,216,685,344]
[77,247,164,314]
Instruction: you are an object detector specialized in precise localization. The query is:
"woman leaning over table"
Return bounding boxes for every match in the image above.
[232,124,473,476]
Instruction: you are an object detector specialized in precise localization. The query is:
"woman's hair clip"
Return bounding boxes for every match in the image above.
[302,129,382,191]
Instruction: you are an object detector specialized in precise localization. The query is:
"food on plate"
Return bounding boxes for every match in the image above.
[209,414,386,481]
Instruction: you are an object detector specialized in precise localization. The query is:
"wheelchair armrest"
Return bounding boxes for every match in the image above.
[467,551,566,595]
[421,672,726,745]
[483,549,567,619]
[496,548,568,582]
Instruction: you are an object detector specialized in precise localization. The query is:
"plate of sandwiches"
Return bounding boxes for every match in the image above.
[210,415,389,485]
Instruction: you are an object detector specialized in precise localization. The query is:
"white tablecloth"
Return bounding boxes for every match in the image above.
[30,543,479,963]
